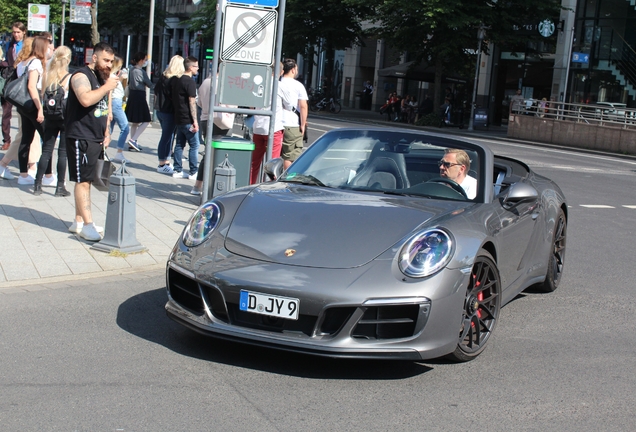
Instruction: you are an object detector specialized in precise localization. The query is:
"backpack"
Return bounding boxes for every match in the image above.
[42,73,70,120]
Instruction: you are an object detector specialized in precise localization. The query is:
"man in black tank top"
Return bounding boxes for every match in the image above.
[65,42,119,241]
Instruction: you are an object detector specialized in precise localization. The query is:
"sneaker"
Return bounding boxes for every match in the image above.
[128,140,142,152]
[0,165,14,180]
[190,187,202,196]
[17,175,35,185]
[157,164,174,174]
[112,153,130,163]
[68,221,104,234]
[79,223,102,241]
[172,171,184,178]
[185,171,198,180]
[42,174,57,186]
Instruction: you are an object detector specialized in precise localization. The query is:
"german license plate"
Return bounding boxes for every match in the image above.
[239,290,300,320]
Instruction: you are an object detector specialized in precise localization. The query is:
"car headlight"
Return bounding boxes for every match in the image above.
[182,202,222,247]
[398,229,454,278]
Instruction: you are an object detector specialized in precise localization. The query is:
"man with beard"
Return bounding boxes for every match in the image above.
[65,42,118,241]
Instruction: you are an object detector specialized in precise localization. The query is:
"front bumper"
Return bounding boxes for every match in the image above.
[165,247,469,360]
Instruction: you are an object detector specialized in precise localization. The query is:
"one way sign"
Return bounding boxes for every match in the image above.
[221,5,277,65]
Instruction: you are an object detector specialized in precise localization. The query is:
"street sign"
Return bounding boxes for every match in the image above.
[218,61,272,108]
[572,52,589,63]
[27,4,50,32]
[228,0,279,7]
[221,5,277,65]
[70,0,91,25]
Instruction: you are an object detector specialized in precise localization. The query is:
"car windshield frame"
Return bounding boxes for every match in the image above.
[279,129,487,202]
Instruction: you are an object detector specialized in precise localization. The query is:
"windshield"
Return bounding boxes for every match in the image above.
[280,129,482,201]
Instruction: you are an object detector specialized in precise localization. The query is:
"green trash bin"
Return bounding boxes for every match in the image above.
[211,137,255,189]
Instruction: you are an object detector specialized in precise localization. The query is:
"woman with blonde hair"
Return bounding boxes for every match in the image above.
[108,56,131,163]
[154,54,184,174]
[0,37,44,181]
[33,45,72,196]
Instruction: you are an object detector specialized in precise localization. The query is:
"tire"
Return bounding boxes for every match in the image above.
[447,251,501,362]
[330,101,341,114]
[536,209,567,293]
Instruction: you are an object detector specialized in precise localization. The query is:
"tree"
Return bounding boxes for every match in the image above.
[351,0,562,108]
[284,0,374,88]
[98,0,166,51]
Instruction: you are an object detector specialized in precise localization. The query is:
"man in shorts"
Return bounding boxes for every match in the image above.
[65,42,119,241]
[278,58,308,170]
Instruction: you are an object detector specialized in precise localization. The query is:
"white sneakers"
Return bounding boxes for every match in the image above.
[17,175,35,185]
[42,175,57,186]
[186,171,198,180]
[157,164,174,174]
[79,223,103,241]
[0,165,14,180]
[68,221,104,235]
[190,187,202,196]
[112,152,130,163]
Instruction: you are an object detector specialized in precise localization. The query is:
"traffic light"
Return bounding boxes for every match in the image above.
[205,48,213,60]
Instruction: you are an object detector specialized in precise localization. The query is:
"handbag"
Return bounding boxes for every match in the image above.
[93,152,116,191]
[3,60,37,112]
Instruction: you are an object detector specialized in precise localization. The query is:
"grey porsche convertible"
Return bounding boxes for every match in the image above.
[166,128,567,362]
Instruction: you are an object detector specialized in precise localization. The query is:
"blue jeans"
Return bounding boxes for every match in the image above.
[109,98,129,150]
[173,123,200,175]
[156,111,175,162]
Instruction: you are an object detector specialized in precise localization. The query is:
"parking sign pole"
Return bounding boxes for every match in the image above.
[202,0,224,202]
[266,0,285,161]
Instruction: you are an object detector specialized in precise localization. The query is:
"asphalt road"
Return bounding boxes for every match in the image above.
[1,119,635,431]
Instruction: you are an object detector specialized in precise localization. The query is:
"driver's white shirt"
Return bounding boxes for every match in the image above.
[461,175,477,199]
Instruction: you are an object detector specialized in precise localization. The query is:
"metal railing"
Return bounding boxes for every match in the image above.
[510,99,636,129]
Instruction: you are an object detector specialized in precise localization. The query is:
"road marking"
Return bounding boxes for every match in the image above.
[623,205,636,209]
[580,205,615,208]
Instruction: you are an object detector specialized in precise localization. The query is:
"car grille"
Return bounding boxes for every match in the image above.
[318,307,356,335]
[168,268,205,315]
[352,305,420,340]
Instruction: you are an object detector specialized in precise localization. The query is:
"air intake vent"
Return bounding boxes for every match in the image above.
[352,305,420,340]
[168,268,205,315]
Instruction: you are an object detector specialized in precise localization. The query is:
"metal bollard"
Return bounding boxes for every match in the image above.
[212,155,236,197]
[92,162,147,254]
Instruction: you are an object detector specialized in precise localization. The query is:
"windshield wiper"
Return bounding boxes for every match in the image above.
[280,174,328,187]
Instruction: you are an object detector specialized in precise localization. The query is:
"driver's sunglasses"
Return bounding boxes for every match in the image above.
[438,160,461,169]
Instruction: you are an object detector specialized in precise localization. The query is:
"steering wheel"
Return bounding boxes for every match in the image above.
[426,177,468,199]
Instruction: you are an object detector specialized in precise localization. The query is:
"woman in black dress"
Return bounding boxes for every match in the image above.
[124,52,153,151]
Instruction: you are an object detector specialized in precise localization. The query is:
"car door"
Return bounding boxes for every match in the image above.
[492,183,541,289]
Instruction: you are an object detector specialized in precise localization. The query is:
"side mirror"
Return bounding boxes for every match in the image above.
[263,158,284,182]
[502,182,538,209]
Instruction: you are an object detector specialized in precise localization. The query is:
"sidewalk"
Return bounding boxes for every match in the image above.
[0,105,507,290]
[0,111,200,289]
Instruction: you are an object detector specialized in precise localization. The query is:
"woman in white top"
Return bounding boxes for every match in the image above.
[109,57,130,163]
[15,36,48,185]
[33,45,72,196]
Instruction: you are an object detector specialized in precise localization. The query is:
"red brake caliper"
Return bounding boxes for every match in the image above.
[471,275,483,327]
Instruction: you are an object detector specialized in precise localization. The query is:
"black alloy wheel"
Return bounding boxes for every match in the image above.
[537,209,567,293]
[448,251,501,362]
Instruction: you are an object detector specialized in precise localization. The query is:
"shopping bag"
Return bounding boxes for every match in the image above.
[93,153,115,191]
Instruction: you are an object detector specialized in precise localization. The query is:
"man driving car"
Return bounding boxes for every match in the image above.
[438,148,477,199]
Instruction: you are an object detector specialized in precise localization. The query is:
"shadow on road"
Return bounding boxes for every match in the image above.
[117,287,433,379]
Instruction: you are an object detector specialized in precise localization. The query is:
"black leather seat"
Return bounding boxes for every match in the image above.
[351,143,411,189]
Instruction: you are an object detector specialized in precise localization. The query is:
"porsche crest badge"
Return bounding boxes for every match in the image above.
[284,249,296,257]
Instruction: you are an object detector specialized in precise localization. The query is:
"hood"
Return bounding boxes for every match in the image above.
[223,183,463,269]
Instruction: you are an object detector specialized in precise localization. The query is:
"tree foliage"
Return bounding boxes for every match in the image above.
[0,0,63,33]
[98,0,166,49]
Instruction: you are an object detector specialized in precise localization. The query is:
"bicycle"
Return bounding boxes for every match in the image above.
[310,96,342,114]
